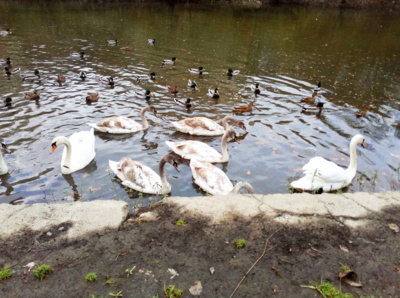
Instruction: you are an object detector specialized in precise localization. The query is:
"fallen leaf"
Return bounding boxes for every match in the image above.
[168,268,179,279]
[209,267,215,275]
[339,245,349,253]
[388,223,399,233]
[189,280,202,296]
[339,271,362,288]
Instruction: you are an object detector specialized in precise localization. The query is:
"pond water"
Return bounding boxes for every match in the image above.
[1,1,399,206]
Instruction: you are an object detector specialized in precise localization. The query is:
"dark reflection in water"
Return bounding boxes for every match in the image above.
[0,2,399,207]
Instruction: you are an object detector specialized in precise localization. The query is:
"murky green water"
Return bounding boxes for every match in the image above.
[1,1,399,206]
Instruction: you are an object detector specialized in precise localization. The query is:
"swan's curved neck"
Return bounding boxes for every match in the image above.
[158,158,171,192]
[346,137,359,176]
[232,182,254,194]
[56,137,72,171]
[221,116,237,130]
[140,108,149,129]
[0,149,8,174]
[220,132,232,161]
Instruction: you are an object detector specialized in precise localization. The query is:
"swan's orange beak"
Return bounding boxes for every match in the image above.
[361,140,366,148]
[50,143,57,154]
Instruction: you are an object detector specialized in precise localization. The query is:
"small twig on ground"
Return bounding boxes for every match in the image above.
[229,227,283,298]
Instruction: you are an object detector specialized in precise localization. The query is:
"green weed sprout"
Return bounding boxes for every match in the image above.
[32,264,53,280]
[235,238,246,249]
[175,219,187,226]
[164,283,183,298]
[85,272,97,282]
[0,266,12,280]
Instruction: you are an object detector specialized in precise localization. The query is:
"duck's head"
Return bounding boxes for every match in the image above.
[5,57,11,63]
[4,67,11,74]
[150,72,156,79]
[80,71,86,79]
[198,66,204,71]
[4,97,13,103]
[145,89,151,95]
[34,69,40,75]
[172,57,177,62]
[186,98,192,103]
[80,52,85,58]
[215,87,220,93]
[255,83,260,88]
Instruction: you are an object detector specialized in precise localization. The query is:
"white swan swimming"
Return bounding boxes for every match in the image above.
[0,140,10,175]
[290,134,366,192]
[50,129,96,175]
[108,154,179,195]
[171,115,246,136]
[87,105,159,134]
[190,159,254,196]
[166,129,236,163]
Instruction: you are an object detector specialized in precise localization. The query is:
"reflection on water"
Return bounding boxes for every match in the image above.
[0,2,399,206]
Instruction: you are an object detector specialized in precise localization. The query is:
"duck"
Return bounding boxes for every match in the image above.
[70,51,85,59]
[233,102,254,113]
[171,115,247,136]
[207,87,220,99]
[301,82,321,103]
[4,67,20,76]
[107,39,118,45]
[2,57,12,65]
[23,90,40,100]
[86,92,99,103]
[80,71,87,80]
[87,105,159,134]
[20,69,41,81]
[189,66,204,75]
[135,72,156,81]
[135,89,152,100]
[148,38,155,45]
[162,57,176,65]
[168,86,179,94]
[109,153,179,195]
[355,109,368,118]
[50,129,96,175]
[251,83,261,95]
[302,102,325,114]
[301,89,319,103]
[190,159,254,196]
[227,68,240,76]
[57,74,66,86]
[0,139,10,175]
[290,134,366,192]
[313,81,322,92]
[4,97,13,107]
[120,46,132,51]
[166,129,237,163]
[101,76,115,87]
[174,98,192,108]
[0,29,12,35]
[188,79,197,89]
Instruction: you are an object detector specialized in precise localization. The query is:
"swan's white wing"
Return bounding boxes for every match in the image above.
[190,159,233,195]
[171,117,224,136]
[93,116,142,134]
[166,140,222,162]
[291,156,350,191]
[109,158,162,194]
[64,129,95,172]
[302,157,347,183]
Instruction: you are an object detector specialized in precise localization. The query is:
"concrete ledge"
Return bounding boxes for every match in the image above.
[0,200,129,240]
[163,191,400,226]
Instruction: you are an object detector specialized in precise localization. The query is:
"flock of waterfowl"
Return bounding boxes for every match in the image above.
[1,28,368,197]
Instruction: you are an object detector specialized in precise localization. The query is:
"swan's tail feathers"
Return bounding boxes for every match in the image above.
[108,160,120,175]
[87,123,98,130]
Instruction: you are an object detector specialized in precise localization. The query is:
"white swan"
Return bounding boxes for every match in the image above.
[171,115,246,136]
[190,159,254,196]
[0,140,10,175]
[50,129,96,175]
[108,154,179,195]
[87,105,159,134]
[290,134,366,192]
[166,129,236,163]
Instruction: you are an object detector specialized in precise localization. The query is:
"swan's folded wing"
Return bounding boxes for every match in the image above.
[191,160,233,195]
[302,157,347,183]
